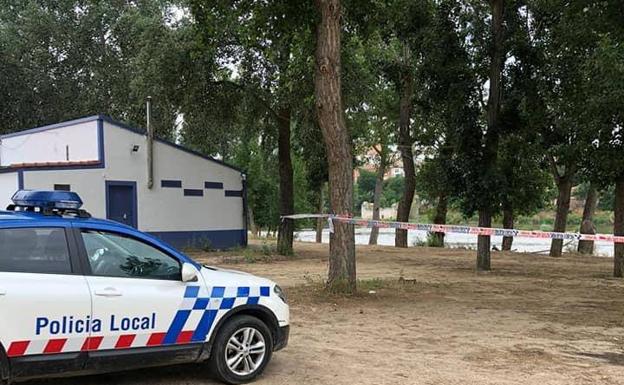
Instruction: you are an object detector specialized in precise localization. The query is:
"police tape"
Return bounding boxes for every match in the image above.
[281,214,624,244]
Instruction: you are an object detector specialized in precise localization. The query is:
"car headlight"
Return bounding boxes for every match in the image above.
[274,285,287,303]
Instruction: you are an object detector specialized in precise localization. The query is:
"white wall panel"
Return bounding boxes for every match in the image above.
[103,122,244,232]
[0,121,99,166]
[0,173,18,209]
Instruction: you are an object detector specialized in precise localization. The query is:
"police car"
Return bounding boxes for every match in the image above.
[0,190,289,384]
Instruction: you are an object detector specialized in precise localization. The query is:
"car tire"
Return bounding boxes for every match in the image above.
[209,315,274,384]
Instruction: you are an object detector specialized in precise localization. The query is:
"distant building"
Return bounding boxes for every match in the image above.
[361,201,398,220]
[353,147,404,182]
[0,115,247,249]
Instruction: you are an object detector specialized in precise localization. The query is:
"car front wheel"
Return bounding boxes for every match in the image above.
[209,315,273,384]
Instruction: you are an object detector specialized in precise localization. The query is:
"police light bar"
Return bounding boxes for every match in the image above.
[11,190,83,210]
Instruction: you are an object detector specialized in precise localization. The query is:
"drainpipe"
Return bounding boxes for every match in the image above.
[147,96,154,189]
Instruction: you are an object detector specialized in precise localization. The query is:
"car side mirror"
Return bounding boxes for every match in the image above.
[181,263,199,282]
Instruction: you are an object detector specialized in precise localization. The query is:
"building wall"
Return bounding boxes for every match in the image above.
[0,172,18,209]
[21,168,107,218]
[361,201,398,220]
[0,121,99,166]
[102,121,244,235]
[7,117,245,249]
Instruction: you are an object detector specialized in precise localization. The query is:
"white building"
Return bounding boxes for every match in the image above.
[0,115,247,249]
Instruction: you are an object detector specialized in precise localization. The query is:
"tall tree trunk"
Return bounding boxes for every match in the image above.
[501,206,514,251]
[314,0,356,292]
[395,44,415,248]
[248,205,259,238]
[477,209,492,270]
[277,107,294,255]
[316,184,324,243]
[430,193,447,247]
[477,0,504,271]
[578,184,598,254]
[549,177,573,257]
[613,178,624,277]
[369,153,387,245]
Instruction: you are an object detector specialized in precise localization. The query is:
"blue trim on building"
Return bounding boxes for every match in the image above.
[17,170,24,189]
[242,178,248,246]
[0,115,103,139]
[105,180,138,228]
[148,229,246,250]
[161,180,182,188]
[204,181,224,189]
[97,118,105,168]
[183,189,203,197]
[225,190,243,197]
[97,115,243,173]
[1,114,242,173]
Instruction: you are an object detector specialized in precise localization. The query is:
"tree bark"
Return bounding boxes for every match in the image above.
[316,184,324,243]
[477,209,492,271]
[430,193,447,247]
[369,152,387,245]
[314,0,356,292]
[477,0,504,270]
[395,44,415,248]
[248,205,259,238]
[613,178,624,277]
[549,177,573,257]
[501,207,514,251]
[578,184,598,254]
[277,107,294,255]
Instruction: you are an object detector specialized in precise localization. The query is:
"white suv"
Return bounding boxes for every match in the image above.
[0,191,289,384]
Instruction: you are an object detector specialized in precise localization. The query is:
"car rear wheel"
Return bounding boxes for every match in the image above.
[209,315,273,384]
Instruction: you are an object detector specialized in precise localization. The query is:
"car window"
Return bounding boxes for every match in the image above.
[81,230,181,280]
[0,227,72,274]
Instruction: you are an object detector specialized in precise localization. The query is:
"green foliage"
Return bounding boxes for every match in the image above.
[355,170,405,213]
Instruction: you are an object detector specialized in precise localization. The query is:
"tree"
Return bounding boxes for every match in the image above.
[475,0,505,270]
[314,0,356,292]
[416,0,480,247]
[576,183,599,254]
[188,0,317,256]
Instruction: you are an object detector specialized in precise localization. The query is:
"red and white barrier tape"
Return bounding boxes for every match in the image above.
[281,214,624,244]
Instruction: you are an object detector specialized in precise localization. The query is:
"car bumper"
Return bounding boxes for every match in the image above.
[273,325,289,351]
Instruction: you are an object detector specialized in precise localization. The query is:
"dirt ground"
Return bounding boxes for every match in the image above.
[27,241,624,385]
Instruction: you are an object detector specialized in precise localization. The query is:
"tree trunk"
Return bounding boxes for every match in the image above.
[248,205,259,238]
[549,177,573,257]
[614,178,624,277]
[314,0,356,292]
[277,107,294,255]
[501,207,514,251]
[395,44,415,248]
[477,209,492,271]
[477,0,504,270]
[430,193,447,247]
[369,153,386,245]
[578,184,598,254]
[316,184,324,243]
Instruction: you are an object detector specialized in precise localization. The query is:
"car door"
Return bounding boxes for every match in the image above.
[0,224,91,379]
[75,226,205,371]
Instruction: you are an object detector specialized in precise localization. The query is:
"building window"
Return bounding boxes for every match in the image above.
[184,189,203,197]
[161,180,182,188]
[54,184,71,191]
[204,181,224,189]
[225,190,243,197]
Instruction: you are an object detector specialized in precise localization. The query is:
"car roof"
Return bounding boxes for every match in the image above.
[0,210,132,229]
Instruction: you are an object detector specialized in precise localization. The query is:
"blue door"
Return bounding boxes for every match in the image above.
[105,181,137,228]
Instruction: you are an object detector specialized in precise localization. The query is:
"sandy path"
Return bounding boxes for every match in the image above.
[26,242,624,384]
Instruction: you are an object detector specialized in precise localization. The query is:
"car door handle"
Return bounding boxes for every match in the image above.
[94,288,123,297]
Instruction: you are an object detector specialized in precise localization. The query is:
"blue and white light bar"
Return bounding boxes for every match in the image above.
[11,190,83,210]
